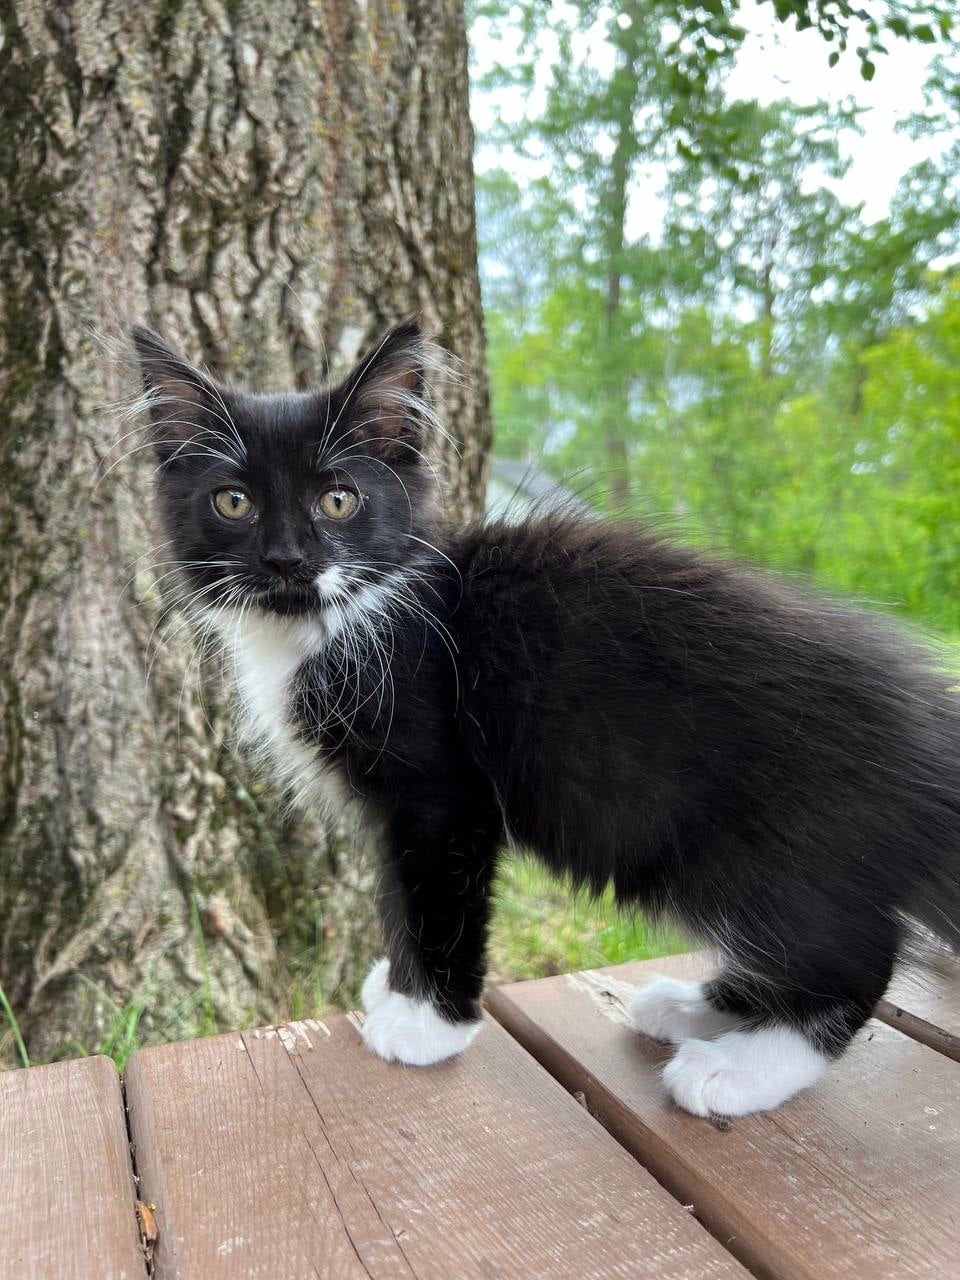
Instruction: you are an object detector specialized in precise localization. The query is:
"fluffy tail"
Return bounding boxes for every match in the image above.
[906,869,960,954]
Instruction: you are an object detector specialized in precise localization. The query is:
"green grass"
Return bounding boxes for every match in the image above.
[0,901,236,1072]
[0,983,30,1069]
[0,976,225,1074]
[489,855,688,983]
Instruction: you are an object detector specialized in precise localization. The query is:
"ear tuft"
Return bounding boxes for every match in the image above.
[130,326,232,463]
[339,319,436,460]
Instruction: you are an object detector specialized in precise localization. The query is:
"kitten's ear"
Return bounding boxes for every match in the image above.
[340,319,434,461]
[130,325,229,463]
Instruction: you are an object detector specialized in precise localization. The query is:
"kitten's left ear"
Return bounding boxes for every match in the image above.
[340,319,433,460]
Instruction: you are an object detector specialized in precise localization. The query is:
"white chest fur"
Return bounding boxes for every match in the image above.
[211,608,352,820]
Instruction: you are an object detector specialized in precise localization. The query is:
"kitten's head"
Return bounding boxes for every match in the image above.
[131,321,443,621]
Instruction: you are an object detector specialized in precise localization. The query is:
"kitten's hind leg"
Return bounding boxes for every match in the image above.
[630,976,740,1044]
[661,927,898,1117]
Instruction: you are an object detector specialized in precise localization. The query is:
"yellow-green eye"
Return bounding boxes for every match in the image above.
[318,488,359,521]
[213,488,253,520]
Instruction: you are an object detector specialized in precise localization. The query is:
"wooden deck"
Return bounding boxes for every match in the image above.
[3,954,958,1279]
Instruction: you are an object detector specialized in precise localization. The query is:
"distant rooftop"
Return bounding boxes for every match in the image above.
[486,457,590,521]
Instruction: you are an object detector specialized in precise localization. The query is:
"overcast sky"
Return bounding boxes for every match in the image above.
[728,1,941,220]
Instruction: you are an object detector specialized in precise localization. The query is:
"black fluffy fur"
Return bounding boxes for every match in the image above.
[134,320,960,1059]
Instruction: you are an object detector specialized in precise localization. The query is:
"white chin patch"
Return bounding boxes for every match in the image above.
[662,1026,828,1117]
[630,976,740,1043]
[360,958,482,1067]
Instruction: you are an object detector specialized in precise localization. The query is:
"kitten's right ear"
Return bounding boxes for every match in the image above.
[130,326,227,463]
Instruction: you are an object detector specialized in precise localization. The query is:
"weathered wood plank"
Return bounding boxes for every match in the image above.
[0,1055,145,1279]
[125,1011,750,1279]
[486,953,960,1280]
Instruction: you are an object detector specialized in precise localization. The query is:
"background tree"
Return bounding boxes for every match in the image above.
[0,0,489,1064]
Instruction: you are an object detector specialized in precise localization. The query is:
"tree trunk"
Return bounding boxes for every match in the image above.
[0,0,490,1064]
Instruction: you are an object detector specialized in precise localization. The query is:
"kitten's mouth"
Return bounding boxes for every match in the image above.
[255,585,322,617]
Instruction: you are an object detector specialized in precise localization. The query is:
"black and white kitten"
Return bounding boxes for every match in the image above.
[132,320,960,1118]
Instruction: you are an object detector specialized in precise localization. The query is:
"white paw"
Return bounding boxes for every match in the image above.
[630,976,738,1044]
[663,1026,827,1117]
[360,958,482,1067]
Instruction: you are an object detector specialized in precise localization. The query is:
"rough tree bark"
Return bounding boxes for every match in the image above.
[0,0,490,1063]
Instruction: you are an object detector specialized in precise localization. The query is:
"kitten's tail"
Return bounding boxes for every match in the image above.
[901,798,960,966]
[901,697,960,959]
[905,869,960,955]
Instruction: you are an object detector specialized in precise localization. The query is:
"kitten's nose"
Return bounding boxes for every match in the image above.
[263,554,305,581]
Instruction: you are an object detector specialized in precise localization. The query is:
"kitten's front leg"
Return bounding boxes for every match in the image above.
[360,956,484,1066]
[360,807,500,1067]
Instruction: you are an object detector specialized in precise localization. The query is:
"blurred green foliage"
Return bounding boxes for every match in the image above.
[474,5,960,632]
[489,857,689,982]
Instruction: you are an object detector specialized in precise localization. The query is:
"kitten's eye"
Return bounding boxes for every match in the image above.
[213,488,254,520]
[318,488,359,521]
